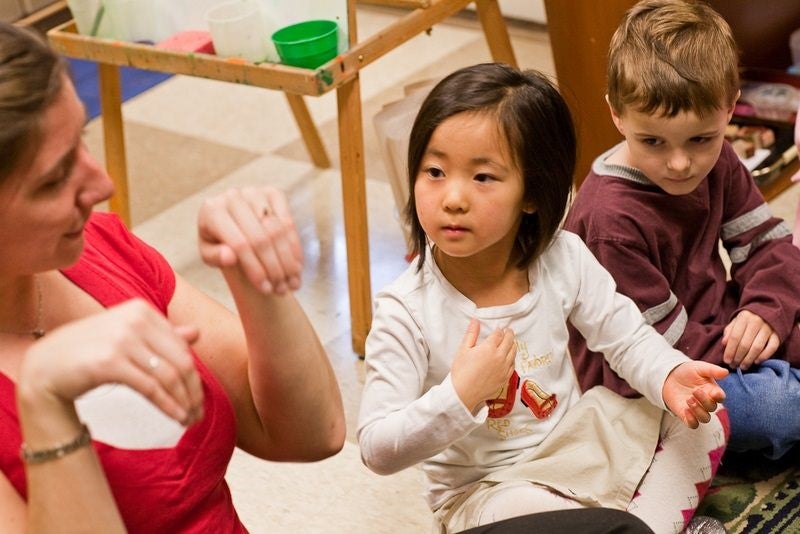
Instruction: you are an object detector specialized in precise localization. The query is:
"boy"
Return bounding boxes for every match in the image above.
[564,0,800,459]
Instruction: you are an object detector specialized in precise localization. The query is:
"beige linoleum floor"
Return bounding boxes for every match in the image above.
[79,5,800,533]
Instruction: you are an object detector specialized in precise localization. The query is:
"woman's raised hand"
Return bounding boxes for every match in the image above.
[17,299,204,426]
[197,187,304,295]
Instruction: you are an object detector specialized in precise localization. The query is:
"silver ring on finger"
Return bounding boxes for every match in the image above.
[148,356,161,370]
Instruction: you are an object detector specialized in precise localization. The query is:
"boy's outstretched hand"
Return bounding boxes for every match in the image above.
[662,362,728,429]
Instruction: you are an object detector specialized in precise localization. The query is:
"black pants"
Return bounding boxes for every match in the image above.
[458,508,654,534]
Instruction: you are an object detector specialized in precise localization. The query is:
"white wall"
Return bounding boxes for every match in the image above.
[468,0,547,24]
[499,0,546,23]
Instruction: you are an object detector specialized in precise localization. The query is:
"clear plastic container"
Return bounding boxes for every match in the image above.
[205,0,279,63]
[791,27,800,69]
[66,0,113,37]
[104,0,166,43]
[742,82,800,122]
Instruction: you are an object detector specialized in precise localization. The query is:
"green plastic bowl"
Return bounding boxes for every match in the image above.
[271,19,338,69]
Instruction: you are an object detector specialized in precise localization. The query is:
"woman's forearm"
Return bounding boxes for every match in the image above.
[16,390,125,533]
[224,269,346,461]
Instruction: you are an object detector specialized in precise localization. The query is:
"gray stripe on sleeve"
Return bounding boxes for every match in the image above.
[662,307,688,346]
[642,292,678,325]
[721,204,771,241]
[728,223,793,264]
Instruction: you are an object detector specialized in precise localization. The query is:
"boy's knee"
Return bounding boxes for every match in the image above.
[720,360,800,406]
[719,361,800,457]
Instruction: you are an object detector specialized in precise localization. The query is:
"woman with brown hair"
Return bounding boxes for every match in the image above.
[0,22,344,532]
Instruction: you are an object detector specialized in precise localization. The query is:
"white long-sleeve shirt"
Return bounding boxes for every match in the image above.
[357,231,689,510]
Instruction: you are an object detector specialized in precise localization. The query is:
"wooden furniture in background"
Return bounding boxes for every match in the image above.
[13,0,70,31]
[543,0,800,200]
[47,0,517,356]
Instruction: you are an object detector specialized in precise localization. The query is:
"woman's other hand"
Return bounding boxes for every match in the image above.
[17,299,204,426]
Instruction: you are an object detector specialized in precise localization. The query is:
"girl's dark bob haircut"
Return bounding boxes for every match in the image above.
[405,62,576,270]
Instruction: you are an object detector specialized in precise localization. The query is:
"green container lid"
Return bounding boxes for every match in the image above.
[271,19,338,69]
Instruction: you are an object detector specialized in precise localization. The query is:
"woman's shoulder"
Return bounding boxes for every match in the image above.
[82,211,142,255]
[64,211,176,310]
[81,212,167,276]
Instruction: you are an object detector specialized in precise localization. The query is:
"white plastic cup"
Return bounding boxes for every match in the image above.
[206,0,278,63]
[173,0,223,31]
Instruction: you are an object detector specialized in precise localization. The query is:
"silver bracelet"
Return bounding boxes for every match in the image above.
[20,424,92,464]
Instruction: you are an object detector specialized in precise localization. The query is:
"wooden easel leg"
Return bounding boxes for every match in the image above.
[474,0,518,68]
[98,63,131,227]
[337,75,371,357]
[285,93,331,169]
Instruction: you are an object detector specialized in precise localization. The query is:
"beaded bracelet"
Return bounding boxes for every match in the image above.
[20,424,92,464]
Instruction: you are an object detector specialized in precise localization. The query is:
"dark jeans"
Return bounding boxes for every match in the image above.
[458,508,654,534]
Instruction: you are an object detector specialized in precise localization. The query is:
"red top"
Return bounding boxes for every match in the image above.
[0,212,246,533]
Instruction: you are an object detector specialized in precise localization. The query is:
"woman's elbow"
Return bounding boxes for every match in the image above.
[307,419,346,460]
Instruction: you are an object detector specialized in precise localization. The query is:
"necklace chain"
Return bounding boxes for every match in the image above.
[0,277,44,339]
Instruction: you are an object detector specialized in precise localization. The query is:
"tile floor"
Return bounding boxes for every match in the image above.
[78,5,800,533]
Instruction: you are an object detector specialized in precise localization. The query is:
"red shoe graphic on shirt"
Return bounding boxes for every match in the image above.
[486,371,520,418]
[520,378,557,419]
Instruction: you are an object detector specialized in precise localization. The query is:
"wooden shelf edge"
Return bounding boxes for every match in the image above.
[358,0,431,7]
[46,0,471,96]
[15,0,68,27]
[336,0,465,80]
[759,159,800,201]
[47,21,332,96]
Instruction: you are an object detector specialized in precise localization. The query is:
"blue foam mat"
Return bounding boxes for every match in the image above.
[67,58,172,120]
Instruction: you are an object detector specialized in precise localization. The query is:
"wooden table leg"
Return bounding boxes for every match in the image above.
[98,63,131,227]
[337,75,371,357]
[284,93,331,169]
[474,0,518,68]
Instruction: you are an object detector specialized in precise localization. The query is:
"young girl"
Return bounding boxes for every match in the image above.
[357,63,729,534]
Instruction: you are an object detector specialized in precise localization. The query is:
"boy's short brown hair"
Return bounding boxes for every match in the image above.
[607,0,740,118]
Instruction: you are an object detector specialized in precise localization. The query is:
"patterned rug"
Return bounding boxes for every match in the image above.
[697,447,800,533]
